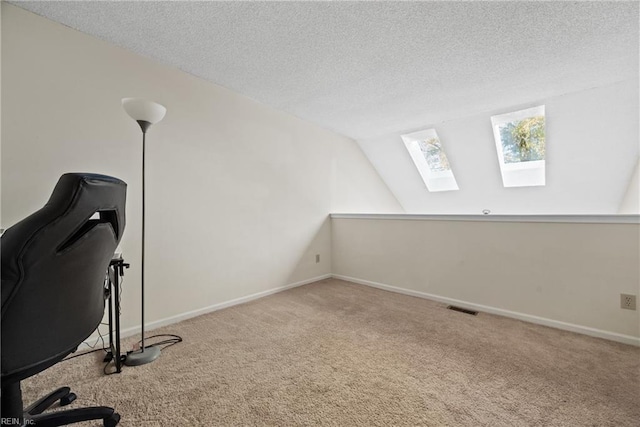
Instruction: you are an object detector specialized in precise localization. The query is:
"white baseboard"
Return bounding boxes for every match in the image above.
[143,274,331,332]
[78,272,638,351]
[78,274,331,352]
[332,274,640,347]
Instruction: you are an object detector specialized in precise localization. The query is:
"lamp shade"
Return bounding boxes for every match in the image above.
[121,98,167,124]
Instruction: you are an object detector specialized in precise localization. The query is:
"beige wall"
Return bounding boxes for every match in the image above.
[332,217,640,342]
[1,5,401,331]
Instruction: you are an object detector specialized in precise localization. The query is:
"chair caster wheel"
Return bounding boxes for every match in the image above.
[104,412,120,427]
[60,392,77,406]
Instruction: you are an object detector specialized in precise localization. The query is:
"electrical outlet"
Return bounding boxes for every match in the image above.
[315,254,320,263]
[620,294,636,310]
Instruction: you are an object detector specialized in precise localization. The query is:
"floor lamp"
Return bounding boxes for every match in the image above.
[121,97,167,366]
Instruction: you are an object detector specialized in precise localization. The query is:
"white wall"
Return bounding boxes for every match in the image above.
[359,80,640,214]
[0,4,401,331]
[619,157,639,214]
[332,216,640,343]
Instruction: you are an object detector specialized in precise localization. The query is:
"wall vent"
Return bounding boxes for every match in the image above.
[447,305,478,316]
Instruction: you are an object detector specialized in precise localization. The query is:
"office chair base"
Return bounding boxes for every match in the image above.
[27,406,120,427]
[123,346,161,366]
[60,393,77,407]
[11,386,121,427]
[25,387,75,415]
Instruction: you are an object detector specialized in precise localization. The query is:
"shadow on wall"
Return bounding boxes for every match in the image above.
[618,157,640,214]
[285,216,332,286]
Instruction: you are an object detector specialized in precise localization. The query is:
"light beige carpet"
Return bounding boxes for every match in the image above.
[22,279,640,426]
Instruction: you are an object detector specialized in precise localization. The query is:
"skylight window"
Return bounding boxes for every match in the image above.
[401,129,459,192]
[491,105,546,187]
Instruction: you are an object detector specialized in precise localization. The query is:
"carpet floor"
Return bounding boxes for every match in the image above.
[22,279,640,426]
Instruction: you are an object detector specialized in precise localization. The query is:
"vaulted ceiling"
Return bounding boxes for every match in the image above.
[10,1,640,213]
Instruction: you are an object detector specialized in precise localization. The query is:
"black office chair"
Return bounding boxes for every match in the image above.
[1,173,127,427]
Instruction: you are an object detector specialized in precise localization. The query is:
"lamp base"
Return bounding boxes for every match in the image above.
[124,346,161,366]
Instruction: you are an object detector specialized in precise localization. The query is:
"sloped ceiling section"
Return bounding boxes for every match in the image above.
[361,80,639,214]
[11,1,640,213]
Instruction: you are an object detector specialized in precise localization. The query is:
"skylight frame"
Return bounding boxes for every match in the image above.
[401,128,459,192]
[490,105,546,188]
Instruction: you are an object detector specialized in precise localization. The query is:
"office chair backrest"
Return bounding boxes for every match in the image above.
[1,173,126,384]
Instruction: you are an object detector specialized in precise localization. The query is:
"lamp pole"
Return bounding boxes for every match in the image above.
[122,99,166,366]
[140,125,147,356]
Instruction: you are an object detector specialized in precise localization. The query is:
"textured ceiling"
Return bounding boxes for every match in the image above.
[10,1,639,140]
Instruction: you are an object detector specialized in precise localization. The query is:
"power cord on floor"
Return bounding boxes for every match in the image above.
[102,352,126,376]
[59,271,183,375]
[103,334,183,375]
[62,347,108,362]
[135,334,183,352]
[60,270,182,374]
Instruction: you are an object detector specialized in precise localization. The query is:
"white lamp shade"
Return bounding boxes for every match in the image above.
[122,98,167,124]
